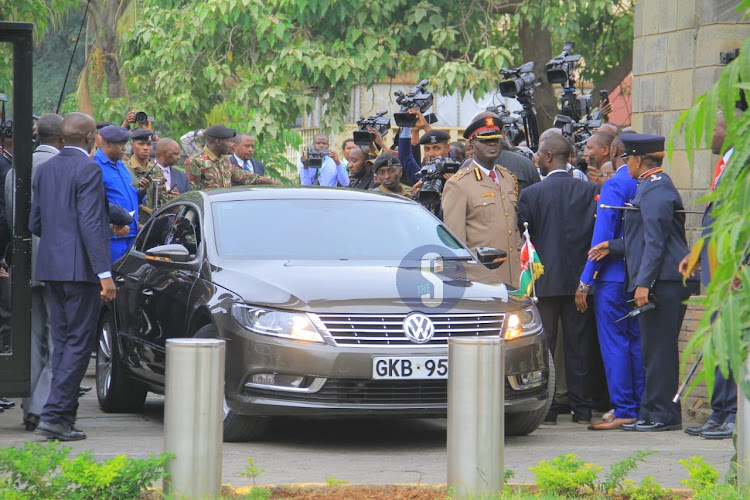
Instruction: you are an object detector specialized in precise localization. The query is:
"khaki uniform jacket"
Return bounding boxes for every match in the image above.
[442,160,521,286]
[126,156,161,222]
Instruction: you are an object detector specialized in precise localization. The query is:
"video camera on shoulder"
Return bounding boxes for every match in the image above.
[393,79,437,127]
[418,156,460,206]
[353,109,391,147]
[306,145,330,168]
[485,104,525,146]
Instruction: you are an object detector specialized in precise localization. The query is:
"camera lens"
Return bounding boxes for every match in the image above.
[135,111,148,124]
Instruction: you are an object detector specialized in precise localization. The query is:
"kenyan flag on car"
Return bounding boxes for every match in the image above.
[511,226,544,297]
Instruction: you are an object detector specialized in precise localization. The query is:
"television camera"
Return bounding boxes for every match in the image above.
[498,62,540,150]
[353,109,391,147]
[393,79,437,127]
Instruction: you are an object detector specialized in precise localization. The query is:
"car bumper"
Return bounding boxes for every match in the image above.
[217,315,549,417]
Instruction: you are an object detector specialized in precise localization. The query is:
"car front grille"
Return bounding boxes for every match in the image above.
[317,312,505,347]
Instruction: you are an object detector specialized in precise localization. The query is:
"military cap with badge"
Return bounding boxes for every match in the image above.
[619,133,665,158]
[463,115,504,141]
[372,152,401,173]
[130,128,154,143]
[418,129,451,145]
[205,125,236,139]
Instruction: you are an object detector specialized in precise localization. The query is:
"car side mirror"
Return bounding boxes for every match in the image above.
[146,243,191,263]
[476,247,507,270]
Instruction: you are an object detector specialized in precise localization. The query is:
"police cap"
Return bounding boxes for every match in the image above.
[418,129,451,145]
[99,125,131,143]
[205,125,236,139]
[463,115,504,140]
[372,153,401,173]
[130,128,154,142]
[619,133,665,158]
[109,203,134,226]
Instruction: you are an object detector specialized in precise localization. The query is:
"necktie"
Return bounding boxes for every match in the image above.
[489,169,499,186]
[242,161,250,172]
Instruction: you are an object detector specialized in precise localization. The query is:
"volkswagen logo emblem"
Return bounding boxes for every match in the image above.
[403,313,435,344]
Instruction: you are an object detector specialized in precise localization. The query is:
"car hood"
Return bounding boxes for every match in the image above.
[211,259,530,314]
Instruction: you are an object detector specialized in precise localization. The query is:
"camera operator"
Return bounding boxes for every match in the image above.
[397,108,454,185]
[370,153,414,199]
[348,146,376,190]
[299,133,349,187]
[442,115,520,286]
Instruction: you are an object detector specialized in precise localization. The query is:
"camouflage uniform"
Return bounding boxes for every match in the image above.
[126,156,162,222]
[370,183,415,200]
[185,146,260,190]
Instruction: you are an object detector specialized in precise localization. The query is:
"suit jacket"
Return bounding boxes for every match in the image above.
[230,154,265,178]
[442,160,521,286]
[4,144,60,285]
[29,147,111,283]
[169,166,191,194]
[516,170,599,297]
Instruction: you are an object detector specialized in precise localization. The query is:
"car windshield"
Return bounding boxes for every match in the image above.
[212,198,472,260]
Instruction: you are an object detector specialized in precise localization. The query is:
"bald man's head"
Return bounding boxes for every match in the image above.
[62,112,96,150]
[610,135,625,167]
[538,127,563,144]
[155,137,181,167]
[537,134,571,175]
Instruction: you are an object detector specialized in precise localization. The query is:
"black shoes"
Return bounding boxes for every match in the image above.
[701,421,735,440]
[634,421,682,432]
[0,398,15,409]
[621,419,646,431]
[35,421,87,441]
[571,411,592,424]
[79,386,92,397]
[685,419,722,436]
[23,413,40,431]
[542,408,557,425]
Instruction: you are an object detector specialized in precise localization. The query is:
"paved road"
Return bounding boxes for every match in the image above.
[0,372,734,489]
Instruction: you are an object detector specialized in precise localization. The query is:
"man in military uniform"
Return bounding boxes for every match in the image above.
[185,125,279,190]
[442,115,520,286]
[589,133,698,432]
[369,153,414,199]
[125,129,160,222]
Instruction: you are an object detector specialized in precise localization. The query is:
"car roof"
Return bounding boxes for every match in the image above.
[198,186,415,204]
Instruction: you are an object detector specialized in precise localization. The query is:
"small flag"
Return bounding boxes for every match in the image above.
[513,226,544,296]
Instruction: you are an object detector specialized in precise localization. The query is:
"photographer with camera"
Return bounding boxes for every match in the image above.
[299,133,349,187]
[442,115,520,286]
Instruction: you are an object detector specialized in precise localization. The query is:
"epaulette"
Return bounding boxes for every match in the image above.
[473,166,482,181]
[451,166,471,180]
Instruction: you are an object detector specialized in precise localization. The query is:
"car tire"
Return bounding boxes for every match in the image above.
[96,311,148,412]
[194,324,270,442]
[504,350,555,436]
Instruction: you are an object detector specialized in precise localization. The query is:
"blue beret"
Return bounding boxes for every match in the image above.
[205,125,236,139]
[99,125,131,143]
[130,128,154,142]
[418,129,451,145]
[109,203,134,226]
[620,133,665,157]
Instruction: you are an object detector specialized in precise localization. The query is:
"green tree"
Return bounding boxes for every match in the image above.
[670,1,750,405]
[121,0,632,175]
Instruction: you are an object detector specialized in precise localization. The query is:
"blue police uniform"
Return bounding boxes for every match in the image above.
[580,164,644,421]
[93,148,143,262]
[608,133,698,430]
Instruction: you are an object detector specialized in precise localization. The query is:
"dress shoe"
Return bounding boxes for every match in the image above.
[79,386,92,396]
[620,419,646,431]
[23,413,40,431]
[571,411,592,424]
[542,408,557,425]
[701,421,735,440]
[635,421,682,432]
[684,419,722,436]
[588,415,636,431]
[0,398,15,409]
[35,421,87,441]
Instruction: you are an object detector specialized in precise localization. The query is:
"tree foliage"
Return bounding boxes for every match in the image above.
[669,1,750,399]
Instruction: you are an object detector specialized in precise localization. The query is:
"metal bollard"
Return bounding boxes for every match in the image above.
[738,353,750,484]
[164,338,225,498]
[447,337,504,498]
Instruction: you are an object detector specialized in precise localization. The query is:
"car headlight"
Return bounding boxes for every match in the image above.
[231,304,325,343]
[504,306,543,340]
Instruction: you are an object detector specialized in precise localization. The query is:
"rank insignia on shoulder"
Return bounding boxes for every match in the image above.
[481,192,495,197]
[650,175,662,182]
[451,170,465,180]
[474,167,482,181]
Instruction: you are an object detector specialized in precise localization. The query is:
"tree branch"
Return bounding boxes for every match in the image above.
[591,46,633,105]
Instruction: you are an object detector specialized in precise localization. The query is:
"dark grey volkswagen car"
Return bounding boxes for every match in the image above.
[96,187,551,441]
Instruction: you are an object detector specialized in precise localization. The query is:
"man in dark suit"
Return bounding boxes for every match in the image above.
[151,138,191,208]
[30,112,115,441]
[517,134,601,424]
[230,133,265,181]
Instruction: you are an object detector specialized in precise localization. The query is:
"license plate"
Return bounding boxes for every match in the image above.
[372,356,448,380]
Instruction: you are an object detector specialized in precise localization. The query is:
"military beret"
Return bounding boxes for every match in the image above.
[205,125,236,139]
[619,133,665,158]
[109,203,134,226]
[130,128,154,142]
[418,129,451,145]
[99,125,131,143]
[372,153,401,172]
[96,121,113,130]
[463,115,504,140]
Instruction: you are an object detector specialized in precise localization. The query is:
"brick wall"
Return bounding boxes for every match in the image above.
[631,0,749,420]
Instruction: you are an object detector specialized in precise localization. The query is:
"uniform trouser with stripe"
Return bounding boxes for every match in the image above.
[594,281,644,419]
[637,280,691,425]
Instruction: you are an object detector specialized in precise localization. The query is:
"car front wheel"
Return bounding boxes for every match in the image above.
[194,324,270,442]
[96,311,147,412]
